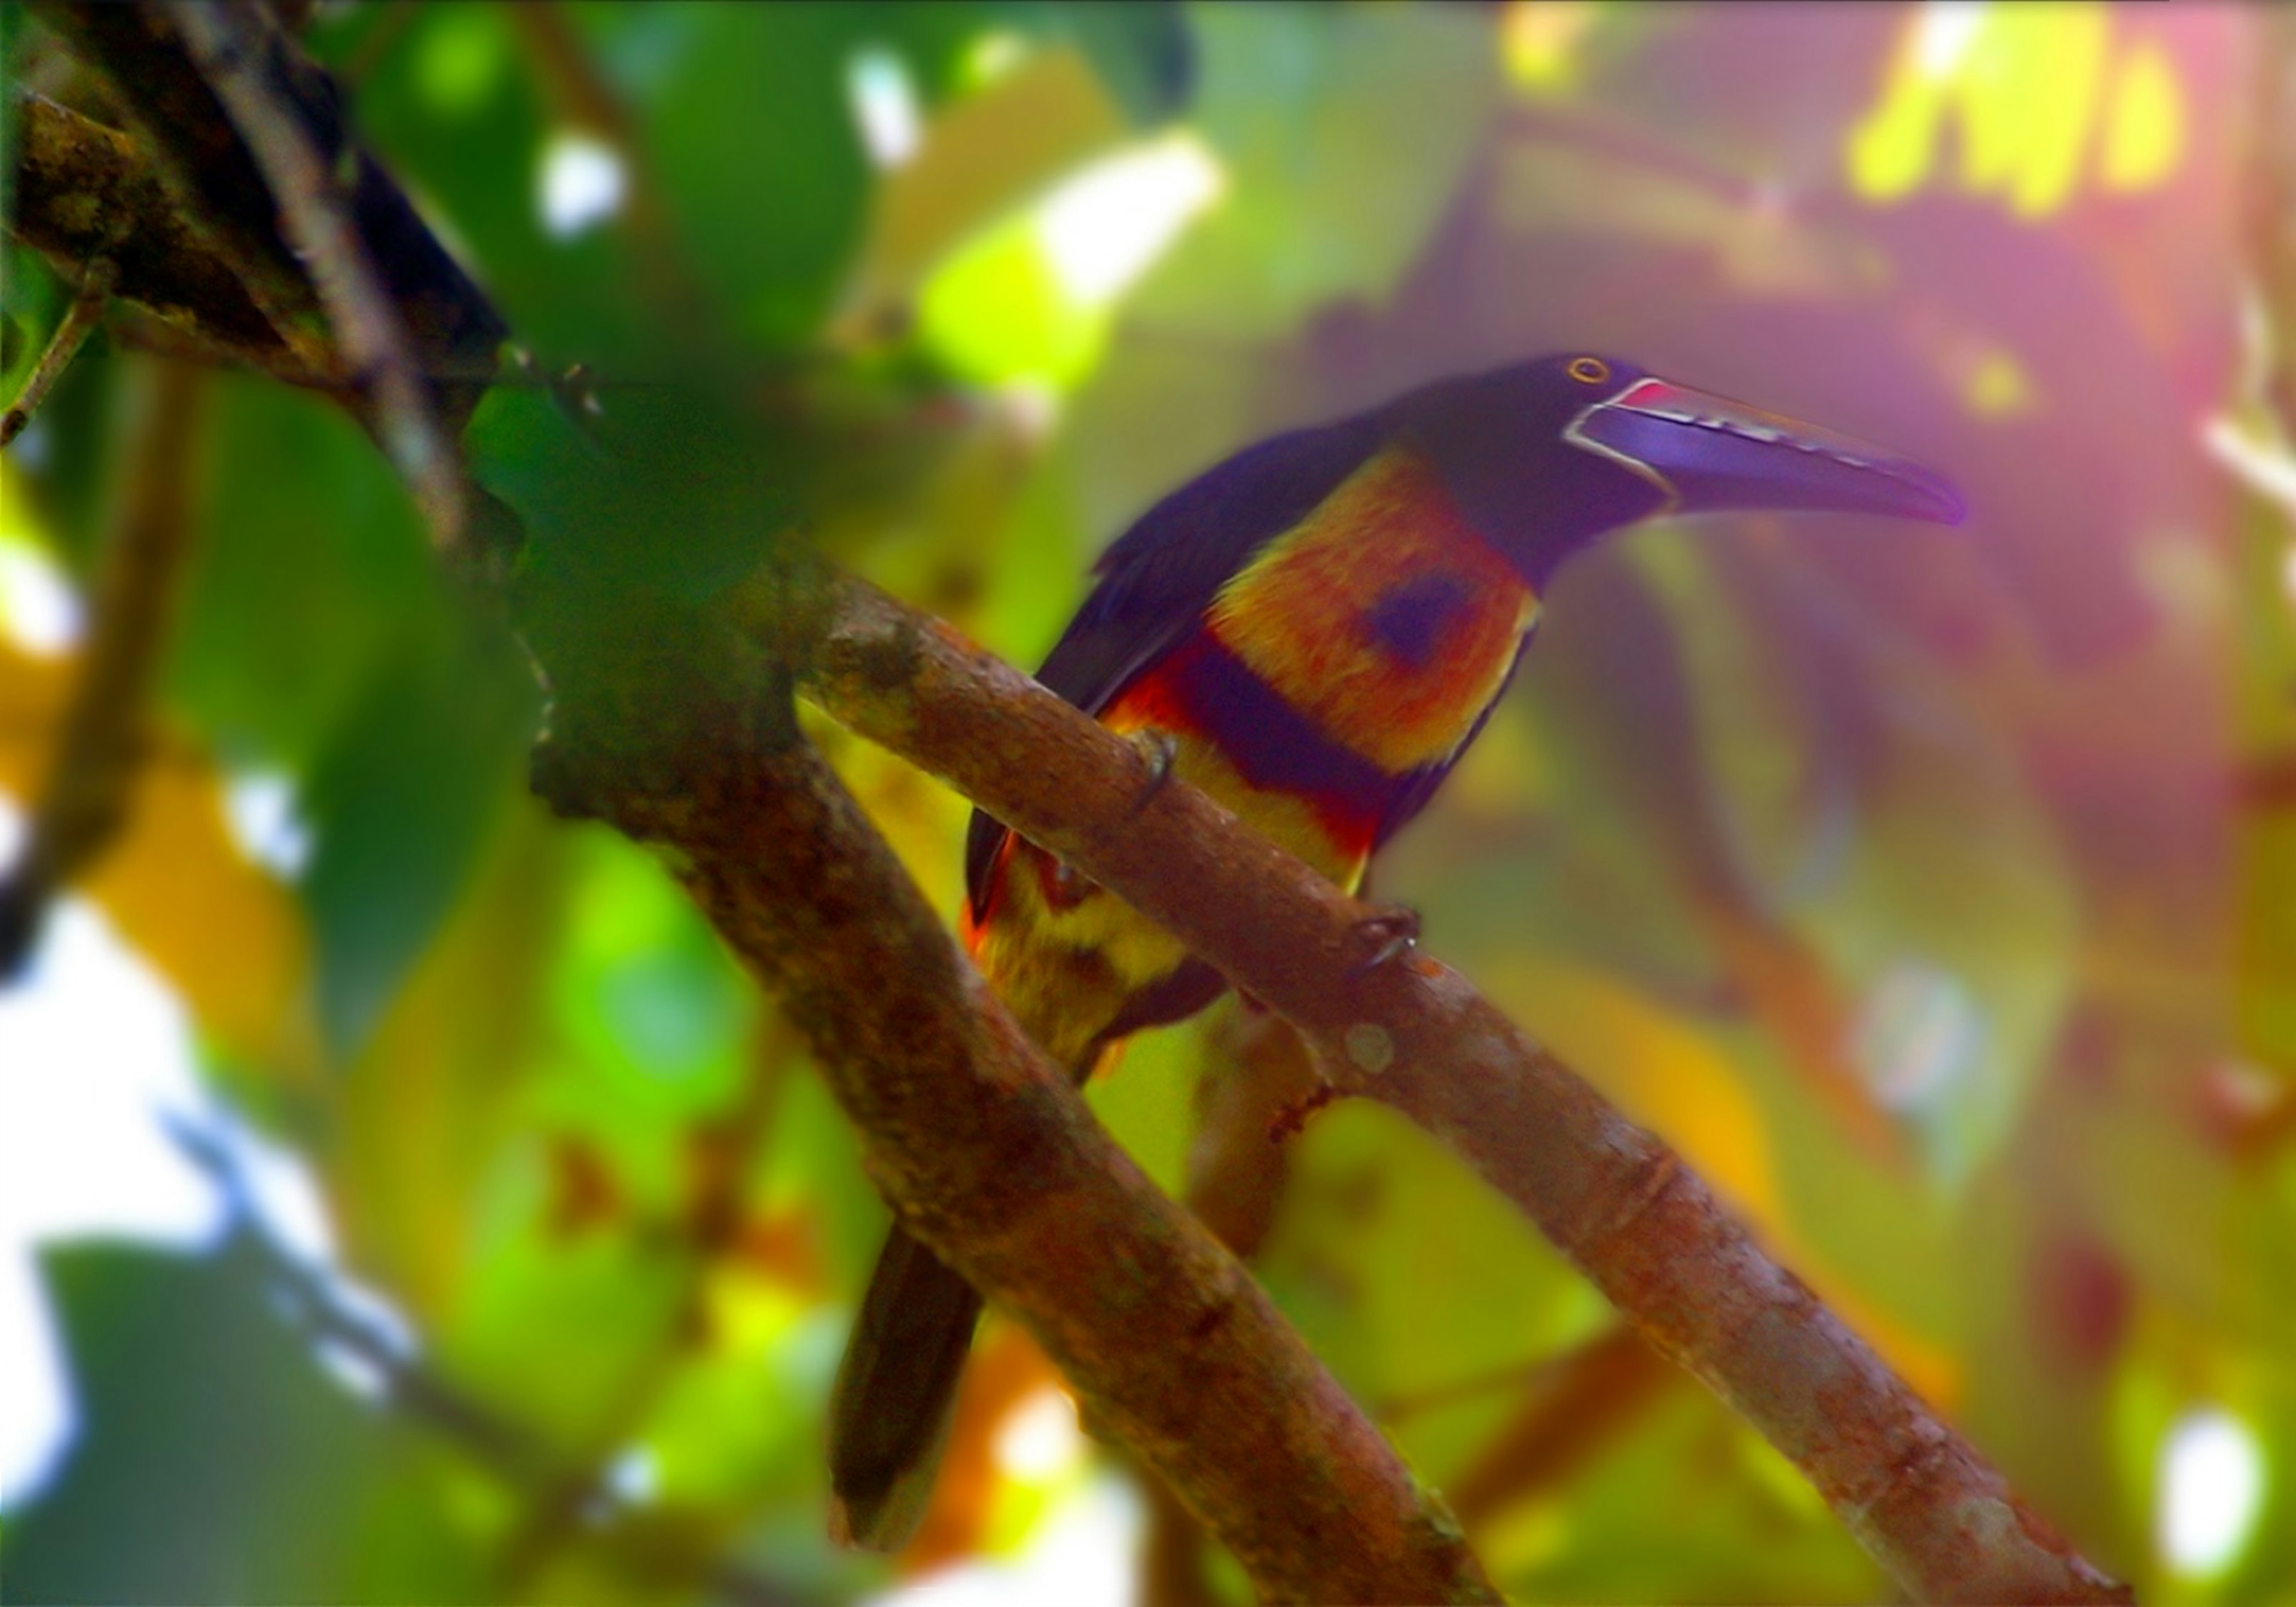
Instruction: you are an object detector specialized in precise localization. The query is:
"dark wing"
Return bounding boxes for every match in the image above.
[966,415,1388,919]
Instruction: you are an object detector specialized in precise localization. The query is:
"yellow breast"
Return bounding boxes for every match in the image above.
[1204,449,1538,775]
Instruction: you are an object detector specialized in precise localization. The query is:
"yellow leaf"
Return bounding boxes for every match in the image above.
[1965,5,2109,219]
[837,45,1127,340]
[1963,347,2040,418]
[0,642,316,1079]
[1846,76,1947,203]
[1501,1,1599,93]
[1494,956,1785,1226]
[329,804,561,1314]
[2100,39,2185,193]
[1492,957,1959,1407]
[914,212,1109,389]
[1846,2,2173,221]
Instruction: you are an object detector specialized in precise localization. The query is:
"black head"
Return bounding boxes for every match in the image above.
[1385,354,1966,589]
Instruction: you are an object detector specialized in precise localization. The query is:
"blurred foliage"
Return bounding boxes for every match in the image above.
[2,2,2291,1603]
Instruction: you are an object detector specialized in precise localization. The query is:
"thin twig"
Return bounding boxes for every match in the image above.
[1443,1325,1677,1525]
[1,256,115,448]
[493,1011,801,1595]
[502,1,710,332]
[1374,1333,1635,1423]
[0,358,204,979]
[166,0,466,557]
[1141,1009,1323,1604]
[164,1120,804,1607]
[337,0,417,89]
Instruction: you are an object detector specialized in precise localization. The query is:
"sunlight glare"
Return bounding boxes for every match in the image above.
[605,1445,661,1505]
[2202,413,2296,520]
[224,769,315,879]
[848,46,923,170]
[962,31,1030,90]
[0,534,83,656]
[994,1383,1085,1481]
[1036,133,1225,308]
[1852,961,1984,1113]
[882,1474,1140,1607]
[2159,1409,2266,1576]
[1913,2,1986,83]
[538,132,627,238]
[309,1269,420,1405]
[0,890,377,1498]
[0,897,221,1500]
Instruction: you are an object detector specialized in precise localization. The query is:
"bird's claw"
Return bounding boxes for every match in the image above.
[1130,729,1180,815]
[1349,903,1422,976]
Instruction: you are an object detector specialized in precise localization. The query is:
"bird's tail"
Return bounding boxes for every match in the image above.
[826,1221,985,1552]
[826,1032,1116,1554]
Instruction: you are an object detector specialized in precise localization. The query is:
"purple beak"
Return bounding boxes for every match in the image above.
[1569,377,1967,526]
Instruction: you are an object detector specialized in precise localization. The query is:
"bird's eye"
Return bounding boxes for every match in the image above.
[1567,356,1611,386]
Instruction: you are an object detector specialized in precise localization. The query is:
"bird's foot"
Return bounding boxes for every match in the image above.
[1349,902,1422,975]
[1129,729,1180,815]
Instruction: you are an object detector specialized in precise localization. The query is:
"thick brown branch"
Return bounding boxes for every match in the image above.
[5,93,334,389]
[529,680,1495,1605]
[166,0,465,556]
[26,1,507,465]
[27,0,336,375]
[765,560,2132,1606]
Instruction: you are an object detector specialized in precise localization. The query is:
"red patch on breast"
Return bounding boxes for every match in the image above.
[1100,637,1214,736]
[1101,634,1384,869]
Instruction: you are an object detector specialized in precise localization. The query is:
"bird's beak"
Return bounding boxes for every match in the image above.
[1567,377,1966,525]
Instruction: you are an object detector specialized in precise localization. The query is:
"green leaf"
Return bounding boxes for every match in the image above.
[1499,1385,1880,1603]
[1126,2,1501,341]
[1051,0,1196,125]
[7,1235,476,1605]
[344,3,661,368]
[170,375,440,769]
[637,5,874,352]
[326,799,566,1316]
[469,381,796,609]
[0,245,65,401]
[298,607,538,1052]
[1259,1100,1591,1481]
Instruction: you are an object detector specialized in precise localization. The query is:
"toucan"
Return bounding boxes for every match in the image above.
[828,353,1965,1550]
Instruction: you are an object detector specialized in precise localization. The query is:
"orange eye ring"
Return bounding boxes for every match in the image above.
[1567,356,1611,386]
